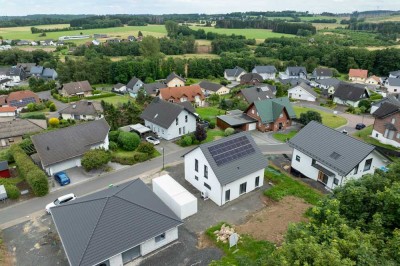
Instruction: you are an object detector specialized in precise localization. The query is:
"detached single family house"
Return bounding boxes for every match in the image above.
[7,90,40,108]
[0,119,46,147]
[59,100,103,121]
[184,132,268,206]
[348,69,368,83]
[312,67,333,80]
[365,75,380,85]
[372,102,400,148]
[60,81,93,97]
[279,66,307,80]
[288,121,390,190]
[224,66,246,82]
[288,82,318,102]
[126,77,144,97]
[143,82,167,97]
[199,81,229,96]
[333,83,369,107]
[31,119,110,175]
[389,70,400,79]
[315,78,341,97]
[370,95,400,114]
[240,73,264,85]
[237,85,275,104]
[158,85,205,107]
[165,72,186,87]
[252,66,277,80]
[51,178,182,266]
[113,83,127,93]
[384,78,400,94]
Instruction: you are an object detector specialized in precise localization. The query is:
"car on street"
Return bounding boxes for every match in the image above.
[355,123,366,130]
[45,193,77,214]
[146,136,160,145]
[54,171,71,186]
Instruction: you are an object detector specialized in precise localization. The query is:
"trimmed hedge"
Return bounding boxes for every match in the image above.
[81,149,111,171]
[85,92,116,100]
[20,113,46,120]
[26,170,49,197]
[136,142,156,155]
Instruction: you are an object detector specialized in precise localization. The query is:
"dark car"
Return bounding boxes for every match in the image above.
[355,123,366,130]
[54,171,71,186]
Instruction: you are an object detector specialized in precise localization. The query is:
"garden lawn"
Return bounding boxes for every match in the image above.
[92,95,134,106]
[205,129,225,143]
[195,107,225,124]
[293,106,347,128]
[272,130,297,142]
[353,125,398,151]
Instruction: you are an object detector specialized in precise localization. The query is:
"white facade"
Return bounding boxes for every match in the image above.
[0,111,16,117]
[144,109,196,140]
[385,84,400,94]
[372,129,400,148]
[184,147,264,206]
[252,70,275,80]
[333,97,360,108]
[288,85,317,102]
[60,113,103,121]
[291,148,389,190]
[279,69,307,80]
[224,71,245,82]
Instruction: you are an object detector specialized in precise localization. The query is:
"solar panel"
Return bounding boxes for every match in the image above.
[208,135,255,166]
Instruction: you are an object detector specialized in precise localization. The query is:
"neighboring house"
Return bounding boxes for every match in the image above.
[6,66,26,82]
[288,121,390,190]
[30,66,44,77]
[140,98,197,140]
[16,63,37,74]
[279,66,307,80]
[371,102,400,148]
[16,40,29,46]
[370,95,400,114]
[389,70,400,78]
[40,39,55,46]
[333,82,369,107]
[60,81,93,97]
[92,39,101,46]
[31,119,110,175]
[199,81,229,96]
[0,79,12,90]
[252,66,277,80]
[384,77,400,94]
[315,78,341,96]
[288,82,318,102]
[29,66,58,80]
[0,106,16,118]
[126,77,144,97]
[245,97,296,132]
[240,73,264,85]
[165,72,186,87]
[366,75,381,85]
[279,77,311,87]
[0,119,46,148]
[51,178,182,266]
[158,85,205,107]
[216,109,258,131]
[143,82,167,97]
[224,66,246,82]
[349,69,368,83]
[183,132,268,206]
[59,100,104,121]
[7,90,40,108]
[113,83,127,93]
[312,67,333,80]
[237,85,275,104]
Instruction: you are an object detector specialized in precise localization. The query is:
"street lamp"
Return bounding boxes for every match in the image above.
[161,147,165,170]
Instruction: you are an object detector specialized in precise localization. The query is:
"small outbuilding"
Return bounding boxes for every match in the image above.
[0,161,10,178]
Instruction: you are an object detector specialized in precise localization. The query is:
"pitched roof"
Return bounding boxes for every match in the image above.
[0,78,11,85]
[165,72,185,84]
[31,119,110,167]
[315,78,341,88]
[59,100,103,116]
[240,73,264,83]
[389,70,400,77]
[225,66,246,77]
[288,121,378,176]
[7,90,40,107]
[289,82,318,98]
[0,119,46,139]
[191,132,268,186]
[158,85,204,102]
[126,77,143,92]
[313,67,333,77]
[253,65,277,74]
[333,82,369,101]
[199,81,224,92]
[113,83,125,89]
[373,102,400,118]
[140,98,196,129]
[386,77,400,87]
[0,106,16,112]
[176,101,196,113]
[240,85,275,104]
[349,69,368,79]
[51,179,182,266]
[16,63,36,72]
[367,75,380,83]
[143,82,166,95]
[217,112,257,127]
[62,81,93,95]
[372,95,400,108]
[30,66,44,75]
[286,66,307,76]
[42,68,57,78]
[279,78,311,86]
[250,97,296,124]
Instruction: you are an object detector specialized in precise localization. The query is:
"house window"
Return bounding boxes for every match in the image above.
[397,133,400,139]
[364,158,373,172]
[195,159,198,172]
[183,126,186,134]
[225,190,230,201]
[155,233,166,243]
[179,128,181,135]
[333,178,339,185]
[195,176,198,181]
[169,99,174,103]
[176,118,179,125]
[252,109,255,114]
[204,182,211,190]
[239,182,247,194]
[204,165,208,179]
[376,133,379,138]
[185,115,188,123]
[296,155,300,162]
[392,118,396,124]
[255,176,260,187]
[354,164,359,174]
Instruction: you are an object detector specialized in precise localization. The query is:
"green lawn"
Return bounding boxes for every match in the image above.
[353,125,398,151]
[293,106,347,128]
[273,130,298,142]
[20,111,48,119]
[189,26,294,40]
[205,129,225,143]
[195,107,225,124]
[92,95,134,106]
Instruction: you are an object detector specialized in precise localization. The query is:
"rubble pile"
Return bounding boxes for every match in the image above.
[213,224,240,243]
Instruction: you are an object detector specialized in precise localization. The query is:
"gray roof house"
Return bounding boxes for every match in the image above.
[30,66,44,76]
[252,66,277,80]
[238,85,275,104]
[184,132,268,206]
[389,70,400,78]
[333,82,369,107]
[60,81,93,97]
[29,66,58,80]
[312,68,333,79]
[224,66,246,81]
[59,100,103,120]
[0,119,46,148]
[31,118,110,175]
[126,77,144,95]
[280,66,307,80]
[288,121,389,190]
[143,82,166,97]
[288,82,318,102]
[165,72,186,87]
[370,95,400,114]
[384,77,400,94]
[198,81,229,96]
[51,178,182,266]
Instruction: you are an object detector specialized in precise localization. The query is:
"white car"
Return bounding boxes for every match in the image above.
[45,193,77,214]
[145,136,160,145]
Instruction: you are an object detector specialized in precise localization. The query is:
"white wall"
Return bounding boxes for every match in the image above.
[167,78,184,87]
[0,111,15,117]
[288,86,316,102]
[372,129,400,148]
[333,97,359,107]
[109,254,123,266]
[252,70,275,80]
[60,113,103,121]
[140,227,179,256]
[386,84,400,94]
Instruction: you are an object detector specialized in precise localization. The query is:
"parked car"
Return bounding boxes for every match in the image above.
[355,123,366,130]
[146,136,160,145]
[54,171,71,186]
[45,193,77,214]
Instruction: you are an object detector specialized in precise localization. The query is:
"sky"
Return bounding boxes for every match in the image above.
[0,0,399,16]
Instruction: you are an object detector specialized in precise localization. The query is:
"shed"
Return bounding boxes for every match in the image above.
[0,185,7,200]
[129,123,151,135]
[0,161,10,178]
[152,174,197,219]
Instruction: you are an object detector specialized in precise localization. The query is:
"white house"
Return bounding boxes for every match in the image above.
[126,77,144,97]
[279,66,307,80]
[252,66,277,80]
[140,99,197,140]
[288,82,318,102]
[288,121,390,190]
[31,119,110,175]
[0,78,12,90]
[312,67,333,80]
[333,82,369,107]
[370,95,400,115]
[51,179,182,266]
[59,100,104,121]
[113,83,127,93]
[199,81,230,96]
[0,106,16,118]
[224,66,246,81]
[183,133,268,206]
[384,78,400,94]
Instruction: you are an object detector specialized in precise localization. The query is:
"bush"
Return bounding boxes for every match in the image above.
[299,110,322,125]
[209,121,216,129]
[26,169,49,197]
[109,141,118,151]
[49,103,56,111]
[224,127,235,136]
[81,149,111,171]
[180,135,193,147]
[109,130,121,142]
[133,152,148,162]
[137,142,156,155]
[118,132,140,151]
[21,113,46,120]
[111,155,135,165]
[4,184,20,199]
[48,117,60,127]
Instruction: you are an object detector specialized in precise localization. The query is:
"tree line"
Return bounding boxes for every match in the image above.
[348,21,400,35]
[69,17,123,29]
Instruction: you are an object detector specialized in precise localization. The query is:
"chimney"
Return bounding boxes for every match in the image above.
[47,146,50,151]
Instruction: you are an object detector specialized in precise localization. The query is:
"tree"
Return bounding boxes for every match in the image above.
[299,110,322,126]
[48,117,60,127]
[138,31,143,37]
[207,93,220,106]
[194,124,207,142]
[118,131,140,151]
[224,128,235,136]
[136,142,156,155]
[165,20,179,38]
[139,36,160,58]
[358,99,371,111]
[49,103,56,111]
[81,149,111,171]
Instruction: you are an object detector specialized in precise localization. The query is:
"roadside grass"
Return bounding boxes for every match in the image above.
[92,95,133,106]
[272,130,298,142]
[111,148,160,165]
[353,125,398,151]
[206,222,276,266]
[293,106,347,128]
[264,166,323,205]
[195,107,225,124]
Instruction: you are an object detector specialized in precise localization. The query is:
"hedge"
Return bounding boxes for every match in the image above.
[85,92,116,100]
[20,113,46,120]
[26,170,49,197]
[3,184,20,199]
[81,149,111,171]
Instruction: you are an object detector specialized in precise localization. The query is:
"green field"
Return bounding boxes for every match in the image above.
[293,106,347,129]
[189,26,294,40]
[92,95,134,106]
[195,106,225,124]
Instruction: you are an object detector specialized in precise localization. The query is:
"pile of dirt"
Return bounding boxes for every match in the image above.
[197,233,215,249]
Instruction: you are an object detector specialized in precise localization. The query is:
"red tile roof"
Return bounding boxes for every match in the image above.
[0,106,17,112]
[7,90,40,103]
[159,85,205,103]
[349,69,368,79]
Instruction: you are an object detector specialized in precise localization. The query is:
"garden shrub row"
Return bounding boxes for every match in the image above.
[85,92,116,100]
[0,179,20,199]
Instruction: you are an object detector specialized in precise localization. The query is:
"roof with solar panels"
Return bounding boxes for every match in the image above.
[185,132,268,185]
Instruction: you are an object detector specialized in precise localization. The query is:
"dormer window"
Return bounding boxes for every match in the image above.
[176,118,179,125]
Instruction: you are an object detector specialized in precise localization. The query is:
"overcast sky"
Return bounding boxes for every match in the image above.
[0,0,399,16]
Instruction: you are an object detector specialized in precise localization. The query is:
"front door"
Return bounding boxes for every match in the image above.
[278,123,283,130]
[225,190,230,202]
[317,171,329,185]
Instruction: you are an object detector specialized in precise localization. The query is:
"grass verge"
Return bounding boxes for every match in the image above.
[293,106,347,128]
[272,130,298,142]
[353,125,398,151]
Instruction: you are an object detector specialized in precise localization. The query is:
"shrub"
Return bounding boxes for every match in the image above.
[4,184,20,199]
[137,142,156,155]
[299,110,322,125]
[133,152,148,162]
[81,149,111,171]
[109,130,121,142]
[109,141,118,151]
[209,121,216,129]
[26,169,49,197]
[21,113,46,120]
[224,127,235,136]
[48,117,60,127]
[118,132,140,151]
[180,135,193,147]
[49,103,56,111]
[111,155,135,165]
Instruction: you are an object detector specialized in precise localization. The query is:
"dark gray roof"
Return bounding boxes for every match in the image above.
[51,179,182,266]
[0,160,8,171]
[287,66,307,76]
[42,68,57,78]
[113,83,125,89]
[0,78,11,85]
[217,113,257,127]
[165,72,185,84]
[240,85,275,104]
[313,68,333,77]
[140,98,195,129]
[143,82,166,95]
[373,102,400,118]
[126,77,143,92]
[193,132,268,186]
[240,73,264,83]
[177,101,196,113]
[31,119,110,167]
[225,66,246,77]
[30,66,44,75]
[199,81,224,92]
[389,70,400,77]
[386,77,400,87]
[59,100,103,116]
[372,95,400,108]
[0,119,46,139]
[253,65,277,74]
[315,78,341,88]
[288,121,377,176]
[279,78,311,86]
[333,82,369,101]
[290,82,318,97]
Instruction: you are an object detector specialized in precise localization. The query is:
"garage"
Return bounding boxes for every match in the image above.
[248,122,257,131]
[46,157,81,176]
[216,111,258,132]
[152,174,197,220]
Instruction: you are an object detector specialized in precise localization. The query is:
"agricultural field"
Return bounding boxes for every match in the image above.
[189,26,294,40]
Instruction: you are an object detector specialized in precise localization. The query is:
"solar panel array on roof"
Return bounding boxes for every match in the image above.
[208,135,255,166]
[9,97,37,107]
